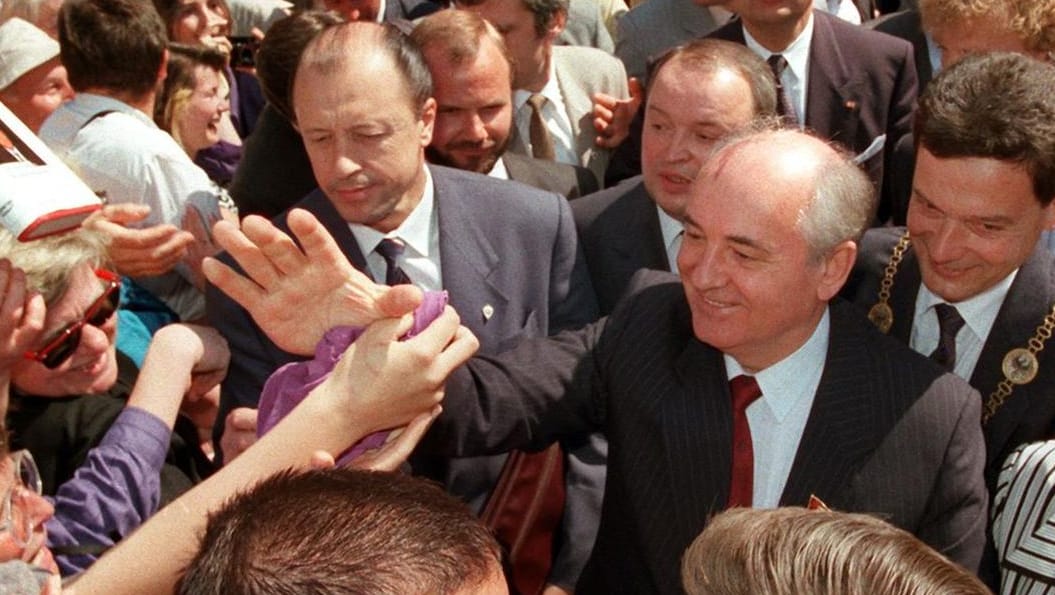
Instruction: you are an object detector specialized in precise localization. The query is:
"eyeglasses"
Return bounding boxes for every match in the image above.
[23,269,120,369]
[1,450,42,548]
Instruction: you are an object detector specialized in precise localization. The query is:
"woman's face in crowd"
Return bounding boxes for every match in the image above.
[10,263,119,398]
[177,65,229,155]
[171,0,231,53]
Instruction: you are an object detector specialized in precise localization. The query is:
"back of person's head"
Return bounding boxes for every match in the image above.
[915,51,1055,206]
[177,468,505,595]
[0,226,108,304]
[255,9,343,121]
[646,38,778,118]
[681,507,989,595]
[57,0,167,96]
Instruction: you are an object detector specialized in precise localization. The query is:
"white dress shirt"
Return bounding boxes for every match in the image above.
[911,272,1016,380]
[656,205,683,275]
[350,166,442,291]
[724,308,830,508]
[513,62,578,166]
[743,13,814,127]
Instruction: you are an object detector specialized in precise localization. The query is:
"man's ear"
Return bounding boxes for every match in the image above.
[157,48,169,85]
[546,8,567,38]
[419,97,437,146]
[1041,197,1055,231]
[816,240,857,302]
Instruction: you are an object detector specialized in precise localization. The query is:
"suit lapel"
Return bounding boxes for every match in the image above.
[552,49,595,167]
[430,167,508,317]
[971,248,1055,466]
[780,303,887,508]
[610,182,670,272]
[804,11,861,146]
[663,326,733,528]
[887,244,922,344]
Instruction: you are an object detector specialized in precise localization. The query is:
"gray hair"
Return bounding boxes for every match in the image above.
[0,226,109,305]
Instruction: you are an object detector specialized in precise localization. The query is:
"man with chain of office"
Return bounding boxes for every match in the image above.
[844,50,1055,506]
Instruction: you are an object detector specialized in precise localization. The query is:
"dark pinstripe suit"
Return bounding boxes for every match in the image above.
[428,270,988,593]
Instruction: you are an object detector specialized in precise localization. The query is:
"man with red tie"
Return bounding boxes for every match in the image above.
[207,124,988,594]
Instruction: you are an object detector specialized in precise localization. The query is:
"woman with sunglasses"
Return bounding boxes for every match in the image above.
[0,244,474,594]
[0,228,225,577]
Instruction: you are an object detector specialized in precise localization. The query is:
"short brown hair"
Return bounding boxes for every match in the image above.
[58,0,168,96]
[177,468,503,595]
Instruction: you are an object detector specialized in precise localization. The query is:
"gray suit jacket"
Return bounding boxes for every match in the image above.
[845,227,1055,493]
[208,164,601,586]
[510,45,628,186]
[503,151,599,198]
[428,270,988,593]
[558,0,615,53]
[571,175,668,314]
[615,0,723,82]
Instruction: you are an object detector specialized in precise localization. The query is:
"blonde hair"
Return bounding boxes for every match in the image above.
[682,507,989,595]
[0,226,109,305]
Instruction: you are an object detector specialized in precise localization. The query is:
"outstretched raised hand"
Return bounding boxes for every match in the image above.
[203,208,424,355]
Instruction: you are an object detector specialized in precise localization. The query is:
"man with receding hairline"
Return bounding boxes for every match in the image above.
[207,20,600,594]
[210,124,988,593]
[572,38,777,314]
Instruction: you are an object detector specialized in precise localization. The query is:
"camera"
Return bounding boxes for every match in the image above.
[228,36,259,68]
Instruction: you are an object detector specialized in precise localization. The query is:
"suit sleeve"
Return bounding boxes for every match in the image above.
[615,13,648,82]
[205,270,284,460]
[915,375,988,573]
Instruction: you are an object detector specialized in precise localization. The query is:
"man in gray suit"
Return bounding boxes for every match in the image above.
[207,21,601,593]
[574,39,776,314]
[455,0,628,184]
[213,124,988,594]
[412,9,598,198]
[615,0,730,83]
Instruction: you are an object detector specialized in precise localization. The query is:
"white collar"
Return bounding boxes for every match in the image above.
[724,306,830,422]
[350,166,436,259]
[655,204,683,252]
[916,269,1018,347]
[742,10,814,84]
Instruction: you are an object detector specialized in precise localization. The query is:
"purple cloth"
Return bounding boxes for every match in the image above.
[194,140,243,187]
[45,407,170,576]
[257,291,448,465]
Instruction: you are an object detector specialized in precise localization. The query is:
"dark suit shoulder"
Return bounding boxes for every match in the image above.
[571,175,645,219]
[843,226,907,304]
[814,9,915,58]
[503,152,599,198]
[829,299,960,410]
[429,164,566,221]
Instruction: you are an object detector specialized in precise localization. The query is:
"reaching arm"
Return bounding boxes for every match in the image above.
[67,307,478,595]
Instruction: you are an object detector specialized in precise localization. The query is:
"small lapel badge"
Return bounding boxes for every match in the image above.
[844,99,858,111]
[482,304,494,321]
[807,494,830,511]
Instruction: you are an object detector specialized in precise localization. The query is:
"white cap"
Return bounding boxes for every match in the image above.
[0,18,59,91]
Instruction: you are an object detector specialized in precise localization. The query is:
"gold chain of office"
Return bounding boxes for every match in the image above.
[866,231,1055,425]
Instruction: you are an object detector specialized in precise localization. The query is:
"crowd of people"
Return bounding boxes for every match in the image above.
[0,0,1054,592]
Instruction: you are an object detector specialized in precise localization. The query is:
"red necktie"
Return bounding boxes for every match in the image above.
[728,375,762,508]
